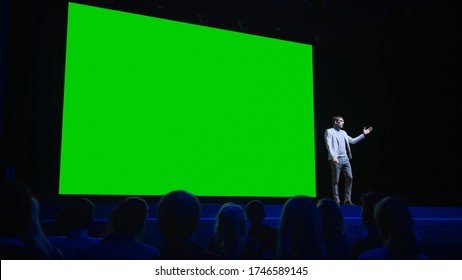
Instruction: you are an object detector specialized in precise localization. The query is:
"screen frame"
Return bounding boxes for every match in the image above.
[54,0,317,204]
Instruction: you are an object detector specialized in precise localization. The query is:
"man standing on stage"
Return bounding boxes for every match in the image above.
[324,115,373,206]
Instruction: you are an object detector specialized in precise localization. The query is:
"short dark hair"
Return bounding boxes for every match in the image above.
[245,200,265,223]
[332,115,343,124]
[157,190,201,240]
[56,197,95,232]
[110,197,148,235]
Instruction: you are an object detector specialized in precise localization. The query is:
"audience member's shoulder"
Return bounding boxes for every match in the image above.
[196,248,223,260]
[262,224,278,232]
[357,247,388,260]
[416,253,429,260]
[159,241,223,260]
[75,234,159,260]
[358,246,430,260]
[0,239,42,260]
[351,236,382,260]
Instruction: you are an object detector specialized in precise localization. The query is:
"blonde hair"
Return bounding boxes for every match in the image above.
[212,202,247,259]
[278,196,326,259]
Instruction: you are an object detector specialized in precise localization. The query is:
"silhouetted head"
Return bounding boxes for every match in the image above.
[317,198,345,239]
[374,196,414,242]
[213,202,247,259]
[360,192,386,230]
[56,197,95,232]
[110,197,148,235]
[278,195,326,259]
[245,200,265,225]
[0,179,33,236]
[374,196,420,259]
[157,190,201,241]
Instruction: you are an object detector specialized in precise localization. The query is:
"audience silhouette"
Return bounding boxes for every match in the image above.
[47,197,101,259]
[2,178,455,261]
[208,202,261,259]
[157,190,222,259]
[0,179,63,259]
[277,195,327,259]
[351,191,386,259]
[29,197,64,259]
[317,198,350,259]
[358,196,429,259]
[76,196,159,259]
[245,199,278,259]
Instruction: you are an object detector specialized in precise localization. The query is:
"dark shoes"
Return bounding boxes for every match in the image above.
[343,200,355,206]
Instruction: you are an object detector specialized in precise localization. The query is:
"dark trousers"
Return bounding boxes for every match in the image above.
[329,157,353,203]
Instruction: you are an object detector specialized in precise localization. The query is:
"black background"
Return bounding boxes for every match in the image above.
[1,0,461,206]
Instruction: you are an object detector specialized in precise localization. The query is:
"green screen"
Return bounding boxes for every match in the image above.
[59,2,316,198]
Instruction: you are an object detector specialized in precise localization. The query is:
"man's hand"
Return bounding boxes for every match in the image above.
[363,127,373,135]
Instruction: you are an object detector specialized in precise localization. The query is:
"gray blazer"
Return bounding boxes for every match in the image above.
[324,128,365,160]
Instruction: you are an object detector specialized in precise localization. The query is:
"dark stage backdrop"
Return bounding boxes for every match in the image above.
[2,0,461,207]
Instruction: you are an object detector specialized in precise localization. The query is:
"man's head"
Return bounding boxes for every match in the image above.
[110,196,148,235]
[56,197,95,232]
[157,190,201,241]
[245,200,265,225]
[332,115,344,129]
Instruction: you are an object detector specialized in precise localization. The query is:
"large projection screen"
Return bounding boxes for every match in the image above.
[59,2,316,198]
